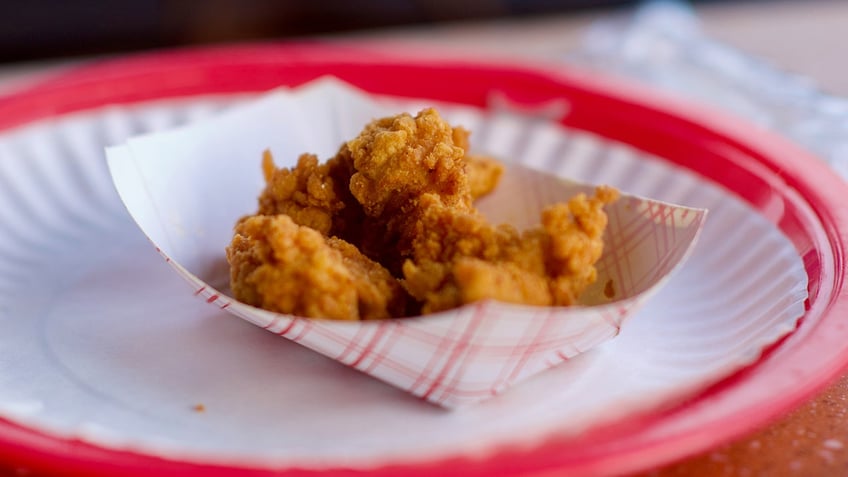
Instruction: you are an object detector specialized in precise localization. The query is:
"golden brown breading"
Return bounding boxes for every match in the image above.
[401,187,618,313]
[255,112,502,272]
[326,236,410,319]
[258,149,364,238]
[347,108,473,217]
[258,151,341,235]
[452,258,551,307]
[541,185,619,305]
[452,125,504,200]
[342,108,482,272]
[452,125,472,153]
[403,257,552,314]
[401,193,547,313]
[229,107,617,320]
[404,194,528,265]
[226,214,407,320]
[466,155,504,200]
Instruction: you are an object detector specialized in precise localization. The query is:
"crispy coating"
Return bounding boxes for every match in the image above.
[402,187,618,313]
[344,109,485,272]
[226,215,407,320]
[326,236,410,318]
[466,155,504,200]
[255,111,501,266]
[542,185,619,305]
[347,108,472,218]
[229,107,617,319]
[403,257,552,314]
[453,126,504,200]
[258,149,363,238]
[257,151,339,235]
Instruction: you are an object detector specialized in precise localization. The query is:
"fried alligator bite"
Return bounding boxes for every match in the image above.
[226,214,407,320]
[401,187,618,313]
[227,108,616,320]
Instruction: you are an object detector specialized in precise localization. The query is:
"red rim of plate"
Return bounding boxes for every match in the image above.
[0,42,846,477]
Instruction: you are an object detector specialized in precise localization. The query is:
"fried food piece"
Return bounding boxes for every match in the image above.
[452,126,504,200]
[403,257,552,313]
[541,185,619,305]
[344,108,480,271]
[451,125,472,153]
[226,214,407,320]
[402,187,618,313]
[257,150,341,235]
[255,111,502,274]
[257,149,364,237]
[231,107,616,319]
[402,194,548,313]
[347,108,473,218]
[326,236,411,318]
[466,155,504,200]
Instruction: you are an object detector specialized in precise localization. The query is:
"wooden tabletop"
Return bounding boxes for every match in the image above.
[0,1,846,475]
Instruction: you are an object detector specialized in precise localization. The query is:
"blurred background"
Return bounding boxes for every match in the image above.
[0,0,752,62]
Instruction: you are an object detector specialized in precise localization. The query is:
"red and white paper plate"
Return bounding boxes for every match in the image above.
[0,44,845,477]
